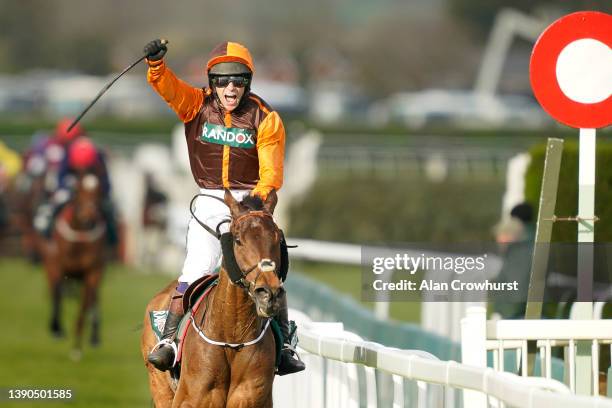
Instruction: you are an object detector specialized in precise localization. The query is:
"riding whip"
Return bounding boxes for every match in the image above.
[67,39,168,132]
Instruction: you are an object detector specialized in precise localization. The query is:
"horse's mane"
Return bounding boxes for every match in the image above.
[240,195,264,211]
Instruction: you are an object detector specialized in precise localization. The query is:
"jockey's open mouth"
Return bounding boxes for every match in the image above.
[223,91,239,108]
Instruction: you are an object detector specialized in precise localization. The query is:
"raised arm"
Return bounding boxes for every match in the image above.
[144,40,204,123]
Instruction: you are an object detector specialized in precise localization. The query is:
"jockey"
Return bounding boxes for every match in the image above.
[37,138,118,246]
[27,118,86,191]
[143,39,305,375]
[30,119,86,234]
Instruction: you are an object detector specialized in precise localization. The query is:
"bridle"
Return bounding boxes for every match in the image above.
[188,193,281,293]
[188,196,281,351]
[226,210,279,293]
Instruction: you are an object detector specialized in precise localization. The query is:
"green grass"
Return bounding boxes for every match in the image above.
[0,256,421,407]
[0,257,173,408]
[293,260,421,323]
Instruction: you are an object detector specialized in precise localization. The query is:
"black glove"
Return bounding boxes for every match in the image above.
[143,39,167,61]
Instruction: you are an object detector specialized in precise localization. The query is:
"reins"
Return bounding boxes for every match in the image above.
[189,194,229,239]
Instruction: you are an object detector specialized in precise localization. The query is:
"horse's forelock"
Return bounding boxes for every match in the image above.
[240,195,264,211]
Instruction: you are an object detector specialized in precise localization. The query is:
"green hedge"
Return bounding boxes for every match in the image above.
[287,176,504,244]
[525,140,612,242]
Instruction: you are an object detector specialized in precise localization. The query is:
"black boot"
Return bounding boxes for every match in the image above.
[147,291,184,371]
[276,295,305,376]
[101,199,118,246]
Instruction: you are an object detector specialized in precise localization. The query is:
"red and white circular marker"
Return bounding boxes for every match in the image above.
[530,11,612,129]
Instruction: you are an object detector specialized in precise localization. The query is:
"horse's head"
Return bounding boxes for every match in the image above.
[224,189,283,318]
[73,173,102,227]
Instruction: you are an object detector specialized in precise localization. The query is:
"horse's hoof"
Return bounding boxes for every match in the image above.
[90,336,101,347]
[50,324,65,339]
[69,349,82,362]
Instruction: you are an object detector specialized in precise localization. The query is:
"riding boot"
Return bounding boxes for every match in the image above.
[147,290,184,371]
[101,199,118,246]
[276,295,306,376]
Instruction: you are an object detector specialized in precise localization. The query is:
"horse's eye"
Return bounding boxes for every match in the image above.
[234,236,242,246]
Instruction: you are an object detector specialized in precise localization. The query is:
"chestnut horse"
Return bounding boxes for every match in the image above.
[141,190,284,408]
[42,173,106,358]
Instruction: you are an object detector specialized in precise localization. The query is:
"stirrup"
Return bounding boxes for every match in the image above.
[282,343,300,358]
[149,338,178,368]
[277,344,306,376]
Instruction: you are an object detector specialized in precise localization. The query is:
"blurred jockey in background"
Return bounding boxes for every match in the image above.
[22,118,86,195]
[34,137,118,247]
[12,119,87,260]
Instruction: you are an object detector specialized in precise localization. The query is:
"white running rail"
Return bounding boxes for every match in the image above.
[462,306,612,407]
[275,309,612,407]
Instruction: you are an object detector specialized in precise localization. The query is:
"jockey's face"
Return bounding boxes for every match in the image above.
[214,78,246,112]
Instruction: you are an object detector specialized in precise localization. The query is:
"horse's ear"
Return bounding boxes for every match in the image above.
[224,189,244,217]
[263,189,278,214]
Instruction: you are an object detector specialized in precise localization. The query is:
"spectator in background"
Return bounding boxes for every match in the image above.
[491,202,535,319]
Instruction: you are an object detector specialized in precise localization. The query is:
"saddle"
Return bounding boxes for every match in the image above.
[182,274,219,314]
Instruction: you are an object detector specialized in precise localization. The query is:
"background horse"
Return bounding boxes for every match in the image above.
[14,169,47,262]
[42,173,107,359]
[141,190,283,408]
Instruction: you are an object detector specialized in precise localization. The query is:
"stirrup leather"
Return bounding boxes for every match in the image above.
[150,338,179,368]
[286,320,299,348]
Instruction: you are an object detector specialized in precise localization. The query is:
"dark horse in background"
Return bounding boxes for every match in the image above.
[142,190,283,408]
[42,173,107,359]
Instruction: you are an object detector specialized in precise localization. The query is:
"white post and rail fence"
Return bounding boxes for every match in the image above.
[274,308,612,407]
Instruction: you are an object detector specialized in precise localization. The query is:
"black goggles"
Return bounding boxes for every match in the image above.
[210,75,250,88]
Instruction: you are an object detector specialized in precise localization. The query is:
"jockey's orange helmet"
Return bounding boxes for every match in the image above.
[206,41,254,76]
[55,118,85,144]
[69,138,98,170]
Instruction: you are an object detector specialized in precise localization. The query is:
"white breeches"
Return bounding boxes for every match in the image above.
[178,189,250,284]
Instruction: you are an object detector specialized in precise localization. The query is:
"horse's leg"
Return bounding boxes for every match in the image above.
[142,282,178,408]
[49,280,64,337]
[44,254,64,338]
[145,364,175,408]
[226,335,276,408]
[226,379,274,408]
[172,345,230,408]
[89,291,100,347]
[88,269,103,347]
[73,267,102,356]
